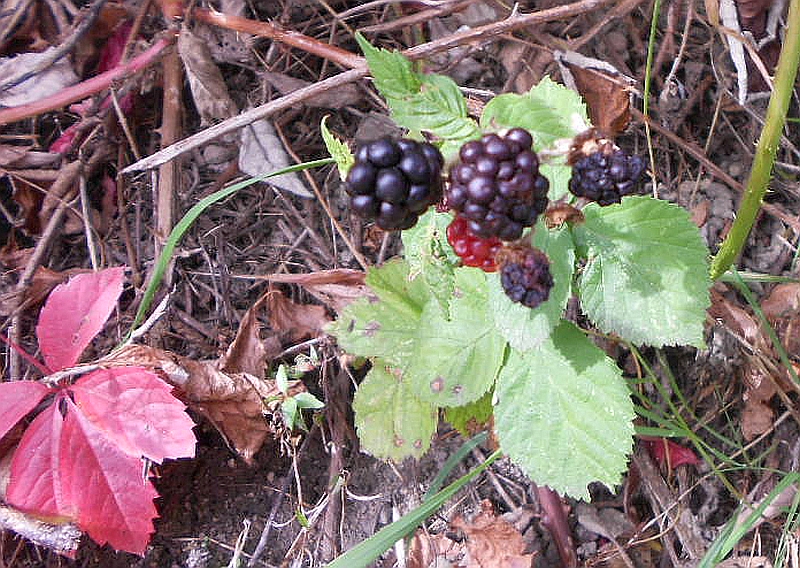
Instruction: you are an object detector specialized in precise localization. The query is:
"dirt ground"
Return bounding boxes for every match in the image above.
[2,0,800,566]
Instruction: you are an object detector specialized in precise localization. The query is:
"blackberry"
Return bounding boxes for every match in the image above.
[445,129,549,241]
[568,134,646,206]
[497,244,553,309]
[345,138,444,230]
[446,215,502,272]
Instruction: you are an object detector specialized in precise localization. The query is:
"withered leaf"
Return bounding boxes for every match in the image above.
[450,500,535,568]
[262,71,362,109]
[260,269,369,314]
[267,289,330,342]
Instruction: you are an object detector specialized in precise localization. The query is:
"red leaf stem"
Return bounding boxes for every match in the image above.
[0,35,176,126]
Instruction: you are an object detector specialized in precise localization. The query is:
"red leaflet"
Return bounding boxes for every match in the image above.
[36,266,125,372]
[70,367,196,462]
[59,396,159,554]
[0,380,51,440]
[7,402,66,520]
[643,437,700,470]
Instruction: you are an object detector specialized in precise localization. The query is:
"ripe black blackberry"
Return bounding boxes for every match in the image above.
[445,129,549,241]
[497,244,553,309]
[345,138,444,230]
[568,134,646,206]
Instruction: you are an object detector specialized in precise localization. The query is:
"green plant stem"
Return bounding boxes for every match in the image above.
[642,0,662,188]
[121,159,333,343]
[709,0,800,280]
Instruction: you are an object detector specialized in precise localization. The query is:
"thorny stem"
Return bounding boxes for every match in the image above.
[0,34,175,126]
[709,0,800,280]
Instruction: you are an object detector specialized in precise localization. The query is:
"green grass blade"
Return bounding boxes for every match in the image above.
[123,158,334,342]
[326,449,502,568]
[424,431,489,501]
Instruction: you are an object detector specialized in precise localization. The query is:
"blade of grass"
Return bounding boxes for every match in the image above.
[325,449,502,568]
[121,158,334,343]
[709,0,800,279]
[424,431,488,501]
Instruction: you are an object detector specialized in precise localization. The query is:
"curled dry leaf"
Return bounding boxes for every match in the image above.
[0,48,79,107]
[555,50,634,137]
[260,269,369,315]
[267,289,330,342]
[450,500,535,568]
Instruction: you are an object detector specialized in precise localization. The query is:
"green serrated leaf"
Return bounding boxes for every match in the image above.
[494,320,635,499]
[294,392,325,410]
[355,33,480,159]
[488,221,575,351]
[480,77,589,149]
[408,268,506,407]
[353,361,438,461]
[326,259,430,367]
[540,161,572,202]
[444,390,493,437]
[320,116,354,181]
[402,209,459,317]
[572,196,711,347]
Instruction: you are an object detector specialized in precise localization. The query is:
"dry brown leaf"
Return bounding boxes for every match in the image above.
[761,283,800,320]
[267,289,330,342]
[177,27,238,124]
[709,287,761,344]
[407,530,463,568]
[262,71,361,108]
[450,500,535,568]
[220,297,280,376]
[261,269,370,314]
[555,51,634,137]
[0,266,88,316]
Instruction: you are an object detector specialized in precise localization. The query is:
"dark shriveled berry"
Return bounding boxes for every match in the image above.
[568,133,646,205]
[497,244,554,309]
[445,129,549,240]
[345,137,444,230]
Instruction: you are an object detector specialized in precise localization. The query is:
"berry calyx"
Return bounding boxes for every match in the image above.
[568,133,646,206]
[446,215,502,272]
[345,137,444,230]
[496,244,554,309]
[445,128,549,241]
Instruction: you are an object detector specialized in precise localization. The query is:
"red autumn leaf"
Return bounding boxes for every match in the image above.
[643,437,700,470]
[36,266,125,372]
[58,396,159,554]
[70,367,196,462]
[7,402,67,521]
[0,380,51,441]
[7,391,165,555]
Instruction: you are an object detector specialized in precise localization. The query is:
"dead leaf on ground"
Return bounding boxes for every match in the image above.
[450,500,535,568]
[407,530,463,568]
[0,48,79,107]
[178,27,238,124]
[262,71,361,108]
[238,118,313,198]
[0,265,88,316]
[261,269,369,314]
[555,50,635,137]
[267,289,330,342]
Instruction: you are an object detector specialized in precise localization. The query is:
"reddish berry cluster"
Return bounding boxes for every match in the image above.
[446,215,502,272]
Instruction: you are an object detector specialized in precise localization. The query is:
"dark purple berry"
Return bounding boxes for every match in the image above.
[497,245,554,308]
[368,138,401,167]
[568,142,646,205]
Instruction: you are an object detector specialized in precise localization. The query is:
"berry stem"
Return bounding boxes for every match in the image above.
[709,0,800,280]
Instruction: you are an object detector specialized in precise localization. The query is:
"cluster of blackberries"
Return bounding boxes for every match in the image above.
[345,138,444,230]
[497,245,553,309]
[569,144,646,206]
[446,215,502,272]
[445,129,549,241]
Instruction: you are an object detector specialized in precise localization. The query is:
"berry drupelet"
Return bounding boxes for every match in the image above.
[445,129,549,241]
[345,137,444,230]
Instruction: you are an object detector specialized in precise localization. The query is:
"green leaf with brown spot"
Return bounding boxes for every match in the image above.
[353,361,438,461]
[407,267,506,407]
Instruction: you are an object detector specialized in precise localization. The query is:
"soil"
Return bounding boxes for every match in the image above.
[2,0,800,567]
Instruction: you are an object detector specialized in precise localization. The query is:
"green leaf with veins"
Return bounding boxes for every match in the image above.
[353,361,438,460]
[326,259,429,368]
[444,389,493,437]
[320,116,353,181]
[495,320,635,499]
[572,196,710,347]
[355,33,480,160]
[488,220,575,351]
[408,267,506,407]
[402,209,459,317]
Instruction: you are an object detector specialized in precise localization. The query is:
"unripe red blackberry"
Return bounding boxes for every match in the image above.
[345,138,444,230]
[496,244,553,309]
[568,133,646,206]
[445,129,549,241]
[446,215,502,272]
